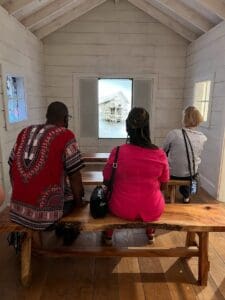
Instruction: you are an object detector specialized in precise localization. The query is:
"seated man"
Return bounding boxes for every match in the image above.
[8,101,84,244]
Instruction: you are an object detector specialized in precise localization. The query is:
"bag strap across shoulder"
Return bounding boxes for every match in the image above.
[110,146,120,185]
[105,146,120,199]
[182,129,196,179]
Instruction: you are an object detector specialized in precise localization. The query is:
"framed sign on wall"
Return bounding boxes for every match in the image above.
[6,75,27,124]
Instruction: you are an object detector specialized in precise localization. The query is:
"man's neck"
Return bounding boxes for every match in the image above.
[46,121,64,127]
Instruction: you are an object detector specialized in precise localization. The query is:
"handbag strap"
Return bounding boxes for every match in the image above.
[182,129,195,179]
[106,146,120,198]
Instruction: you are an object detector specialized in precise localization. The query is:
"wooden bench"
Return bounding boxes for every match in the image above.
[167,179,190,202]
[1,203,225,287]
[82,152,109,163]
[82,171,190,203]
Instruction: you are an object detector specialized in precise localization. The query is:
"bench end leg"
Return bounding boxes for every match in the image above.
[198,232,209,286]
[21,233,32,287]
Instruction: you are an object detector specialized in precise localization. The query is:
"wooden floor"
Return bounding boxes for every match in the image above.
[1,189,225,300]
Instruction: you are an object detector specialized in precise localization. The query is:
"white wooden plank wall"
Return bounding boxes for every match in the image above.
[0,71,4,190]
[43,0,188,148]
[184,21,225,197]
[0,6,45,204]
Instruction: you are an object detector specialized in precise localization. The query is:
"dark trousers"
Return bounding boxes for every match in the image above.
[170,175,191,199]
[63,200,76,216]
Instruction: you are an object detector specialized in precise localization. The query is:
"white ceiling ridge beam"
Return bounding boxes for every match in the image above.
[196,0,225,20]
[2,0,35,15]
[34,0,107,39]
[151,0,213,32]
[21,0,81,30]
[128,0,197,41]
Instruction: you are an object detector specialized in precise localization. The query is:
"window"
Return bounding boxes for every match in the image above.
[193,80,211,123]
[98,78,132,138]
[6,75,27,123]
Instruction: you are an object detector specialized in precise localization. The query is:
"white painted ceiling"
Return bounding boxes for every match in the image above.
[0,0,224,41]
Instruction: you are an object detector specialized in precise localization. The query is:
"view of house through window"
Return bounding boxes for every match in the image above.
[193,80,211,123]
[98,78,132,138]
[6,75,27,123]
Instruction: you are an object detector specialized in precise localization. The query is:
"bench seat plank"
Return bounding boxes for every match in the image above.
[82,153,109,162]
[81,171,190,186]
[81,171,190,203]
[0,207,30,233]
[61,203,225,232]
[82,171,104,185]
[1,203,224,233]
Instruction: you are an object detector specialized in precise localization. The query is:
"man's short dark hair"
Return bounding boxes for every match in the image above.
[46,101,68,123]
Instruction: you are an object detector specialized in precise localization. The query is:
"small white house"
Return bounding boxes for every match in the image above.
[99,91,129,122]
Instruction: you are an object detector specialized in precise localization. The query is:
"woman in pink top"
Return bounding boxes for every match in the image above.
[103,107,169,244]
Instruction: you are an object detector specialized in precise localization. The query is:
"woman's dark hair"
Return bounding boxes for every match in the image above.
[126,107,157,149]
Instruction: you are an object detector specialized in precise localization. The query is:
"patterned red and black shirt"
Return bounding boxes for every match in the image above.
[8,124,84,230]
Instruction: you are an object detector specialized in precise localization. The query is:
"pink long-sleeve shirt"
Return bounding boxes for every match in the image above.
[103,144,169,222]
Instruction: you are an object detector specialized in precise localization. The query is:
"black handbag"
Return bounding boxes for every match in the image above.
[90,146,120,218]
[182,129,199,195]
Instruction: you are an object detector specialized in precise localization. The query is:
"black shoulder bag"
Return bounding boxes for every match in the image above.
[182,129,199,195]
[90,146,120,218]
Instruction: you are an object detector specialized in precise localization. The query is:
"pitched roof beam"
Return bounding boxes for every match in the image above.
[2,0,33,14]
[150,0,213,32]
[21,0,77,30]
[34,0,107,39]
[196,0,225,20]
[128,0,197,41]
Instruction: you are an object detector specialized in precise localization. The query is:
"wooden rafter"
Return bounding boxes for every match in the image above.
[2,0,33,14]
[21,0,77,30]
[128,0,197,41]
[196,0,225,20]
[150,0,213,32]
[14,0,56,21]
[28,0,86,32]
[34,0,107,39]
[0,0,223,41]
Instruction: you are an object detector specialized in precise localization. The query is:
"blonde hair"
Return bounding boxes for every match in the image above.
[182,106,204,128]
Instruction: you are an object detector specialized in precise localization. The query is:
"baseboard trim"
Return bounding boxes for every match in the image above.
[200,174,217,199]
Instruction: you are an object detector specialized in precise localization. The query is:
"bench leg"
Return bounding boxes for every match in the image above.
[21,232,32,287]
[169,186,176,203]
[186,232,197,247]
[32,231,43,248]
[198,232,210,286]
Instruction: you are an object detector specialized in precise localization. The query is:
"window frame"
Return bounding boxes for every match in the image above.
[73,72,157,151]
[193,74,214,128]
